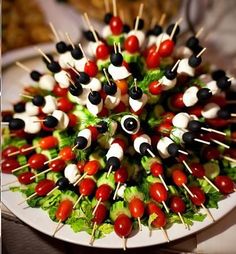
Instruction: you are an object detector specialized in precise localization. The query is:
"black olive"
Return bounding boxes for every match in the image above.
[30,70,42,81]
[197,88,212,101]
[71,47,83,60]
[107,156,120,170]
[104,81,117,95]
[211,69,226,81]
[43,116,58,128]
[104,12,113,24]
[32,95,45,107]
[165,68,177,80]
[124,117,138,131]
[69,82,83,96]
[110,52,123,66]
[187,120,202,132]
[186,36,199,51]
[166,23,180,37]
[139,143,153,156]
[153,24,163,36]
[56,41,68,54]
[123,24,131,33]
[9,118,25,130]
[14,102,25,113]
[47,61,61,73]
[56,177,70,190]
[167,143,179,157]
[129,86,143,100]
[75,136,88,149]
[88,91,101,105]
[217,109,230,119]
[133,18,144,30]
[188,55,202,68]
[78,72,90,84]
[96,121,108,133]
[216,76,231,90]
[182,132,196,144]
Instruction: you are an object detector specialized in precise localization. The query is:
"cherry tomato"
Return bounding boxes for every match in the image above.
[170,93,185,109]
[2,159,20,174]
[35,179,55,196]
[79,178,96,196]
[53,84,68,97]
[97,106,109,117]
[189,187,206,206]
[57,97,74,112]
[28,154,48,170]
[172,169,187,186]
[114,167,128,183]
[115,80,128,95]
[214,176,234,194]
[114,214,132,237]
[124,35,139,53]
[39,136,58,150]
[109,16,123,35]
[96,44,109,60]
[77,161,85,174]
[155,122,172,135]
[84,160,101,175]
[170,196,186,214]
[202,146,220,161]
[146,51,160,69]
[148,80,163,95]
[146,202,166,228]
[161,112,175,124]
[159,40,175,57]
[18,172,35,185]
[113,101,127,113]
[49,159,66,172]
[56,199,73,221]
[95,184,112,201]
[84,60,98,77]
[187,105,203,117]
[149,183,168,202]
[112,138,126,150]
[225,148,236,159]
[2,146,18,159]
[129,198,145,218]
[190,163,205,178]
[150,162,163,177]
[209,95,226,107]
[87,126,99,141]
[20,144,35,156]
[206,118,228,128]
[59,147,75,161]
[176,154,188,163]
[68,113,78,127]
[92,203,108,225]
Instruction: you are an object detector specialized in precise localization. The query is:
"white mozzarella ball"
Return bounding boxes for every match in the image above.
[147,35,157,47]
[108,64,131,81]
[170,128,186,143]
[58,51,74,68]
[129,93,148,112]
[183,86,199,107]
[86,99,103,116]
[106,143,124,160]
[52,110,69,130]
[172,112,190,129]
[24,116,41,134]
[102,25,112,38]
[54,70,70,88]
[64,164,80,184]
[156,137,173,159]
[105,89,121,109]
[87,77,102,91]
[160,76,177,91]
[25,101,39,116]
[156,33,170,48]
[134,134,151,154]
[201,103,220,119]
[74,57,87,72]
[41,95,57,114]
[177,58,195,77]
[175,46,192,58]
[206,80,220,95]
[117,184,127,198]
[39,74,55,91]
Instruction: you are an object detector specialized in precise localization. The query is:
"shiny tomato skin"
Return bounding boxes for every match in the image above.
[129,198,145,218]
[35,179,55,196]
[56,199,73,221]
[149,183,168,202]
[114,214,132,237]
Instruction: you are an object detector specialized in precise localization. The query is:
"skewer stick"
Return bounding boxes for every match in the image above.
[138,3,144,18]
[134,78,138,91]
[103,68,111,85]
[30,168,52,180]
[49,22,60,42]
[162,201,169,213]
[221,155,236,163]
[201,127,226,136]
[35,47,52,63]
[178,149,188,155]
[171,60,180,72]
[113,43,117,54]
[211,139,230,149]
[104,0,110,13]
[92,197,102,215]
[12,164,29,173]
[72,143,78,151]
[112,0,117,16]
[137,217,142,231]
[159,13,166,26]
[16,62,31,73]
[44,156,61,165]
[170,17,183,40]
[8,150,21,157]
[196,47,207,58]
[201,203,215,222]
[21,145,36,152]
[73,194,84,209]
[122,236,127,251]
[147,149,155,158]
[134,16,140,31]
[194,138,210,145]
[203,176,219,192]
[178,212,188,229]
[67,63,80,75]
[113,182,121,200]
[106,165,113,178]
[182,183,195,198]
[195,27,204,38]
[159,175,168,191]
[89,222,97,245]
[18,192,37,205]
[47,186,59,196]
[228,77,234,82]
[52,219,62,237]
[117,42,121,53]
[78,43,88,62]
[226,100,236,104]
[182,160,193,174]
[73,172,88,186]
[160,227,170,242]
[84,13,99,43]
[20,94,33,99]
[65,32,75,49]
[231,113,236,117]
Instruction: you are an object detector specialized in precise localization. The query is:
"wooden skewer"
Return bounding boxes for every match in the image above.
[195,27,204,38]
[159,175,168,191]
[231,113,236,117]
[67,63,80,75]
[134,78,138,91]
[112,0,117,17]
[119,10,125,23]
[65,32,75,49]
[196,47,207,58]
[18,192,37,205]
[16,62,31,73]
[47,186,59,196]
[103,68,111,85]
[78,43,88,62]
[117,42,121,53]
[137,217,142,231]
[134,16,140,31]
[203,176,219,192]
[83,13,99,43]
[147,149,155,158]
[162,201,169,213]
[122,236,127,251]
[104,0,110,13]
[44,156,61,165]
[89,222,97,245]
[228,77,234,82]
[160,227,170,242]
[178,149,188,155]
[30,168,52,180]
[113,42,117,54]
[12,164,29,173]
[73,172,88,186]
[106,165,113,178]
[20,94,33,99]
[92,197,102,215]
[178,212,188,229]
[73,194,84,209]
[221,156,236,163]
[170,17,183,40]
[211,139,230,149]
[113,182,121,200]
[194,138,210,145]
[201,127,226,136]
[150,17,157,29]
[52,219,62,237]
[182,183,195,198]
[49,22,60,42]
[35,47,52,63]
[182,160,193,174]
[171,59,181,72]
[201,203,215,222]
[138,3,144,18]
[159,13,166,26]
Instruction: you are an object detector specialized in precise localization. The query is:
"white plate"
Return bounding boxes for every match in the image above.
[2,56,236,248]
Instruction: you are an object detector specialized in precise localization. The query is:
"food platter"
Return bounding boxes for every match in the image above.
[2,56,236,248]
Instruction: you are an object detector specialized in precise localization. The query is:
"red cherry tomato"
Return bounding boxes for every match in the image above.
[214,176,234,194]
[114,167,128,183]
[97,106,109,117]
[176,154,188,163]
[112,138,126,150]
[87,126,99,141]
[161,112,175,124]
[84,160,101,175]
[187,105,203,117]
[2,159,20,174]
[109,16,123,35]
[149,182,168,202]
[146,202,166,228]
[95,184,112,201]
[150,162,163,177]
[2,146,18,159]
[114,214,132,237]
[190,163,205,178]
[39,136,58,150]
[53,84,68,97]
[84,60,98,77]
[124,35,139,53]
[59,147,75,161]
[68,113,78,127]
[170,196,186,214]
[129,198,145,218]
[79,178,96,196]
[202,146,220,161]
[170,93,185,109]
[172,169,187,186]
[148,80,163,95]
[189,187,206,206]
[49,159,66,172]
[92,203,108,225]
[146,51,160,69]
[28,154,48,170]
[113,101,127,113]
[57,97,74,112]
[18,172,35,185]
[206,118,228,128]
[155,122,172,135]
[20,144,35,156]
[96,44,109,60]
[35,179,55,196]
[56,199,73,221]
[159,39,175,57]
